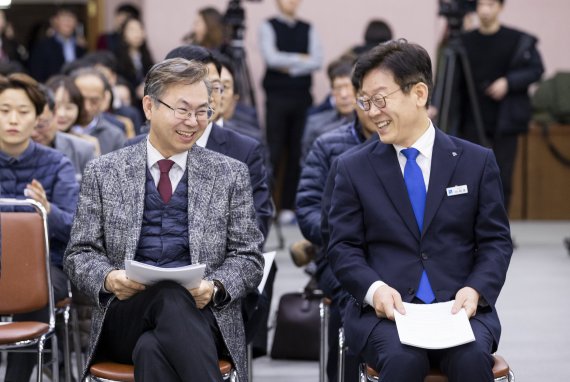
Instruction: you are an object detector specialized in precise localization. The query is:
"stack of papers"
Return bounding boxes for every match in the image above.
[125,260,205,289]
[394,300,475,349]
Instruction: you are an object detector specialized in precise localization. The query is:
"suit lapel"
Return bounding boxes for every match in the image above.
[121,141,147,260]
[422,129,461,236]
[186,146,216,264]
[205,124,227,154]
[367,141,420,241]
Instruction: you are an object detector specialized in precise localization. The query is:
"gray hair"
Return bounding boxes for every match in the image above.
[144,58,211,102]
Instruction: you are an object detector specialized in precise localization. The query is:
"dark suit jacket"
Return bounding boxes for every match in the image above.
[327,128,512,354]
[29,36,86,82]
[125,126,273,240]
[207,123,272,240]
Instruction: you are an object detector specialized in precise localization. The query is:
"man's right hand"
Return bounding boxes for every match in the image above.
[372,284,406,320]
[104,270,146,300]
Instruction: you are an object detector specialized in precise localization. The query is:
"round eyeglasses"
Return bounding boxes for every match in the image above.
[356,83,417,111]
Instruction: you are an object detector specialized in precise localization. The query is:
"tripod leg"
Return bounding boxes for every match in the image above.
[440,50,458,133]
[456,46,490,147]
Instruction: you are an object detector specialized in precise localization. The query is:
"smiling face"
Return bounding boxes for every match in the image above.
[144,81,210,158]
[206,62,222,122]
[360,68,429,147]
[0,88,38,157]
[53,86,80,132]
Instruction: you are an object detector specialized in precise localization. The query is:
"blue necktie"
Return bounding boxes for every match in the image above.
[402,148,435,304]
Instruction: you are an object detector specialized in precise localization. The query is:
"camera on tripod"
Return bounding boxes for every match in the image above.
[438,0,477,34]
[433,0,488,145]
[223,0,262,106]
[224,0,262,41]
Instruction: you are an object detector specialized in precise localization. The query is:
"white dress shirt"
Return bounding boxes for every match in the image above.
[146,137,188,191]
[259,13,323,77]
[364,120,436,306]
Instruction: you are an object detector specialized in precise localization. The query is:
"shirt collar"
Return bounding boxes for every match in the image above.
[54,33,75,44]
[146,136,188,170]
[196,122,213,148]
[276,13,297,26]
[393,119,435,160]
[0,140,36,163]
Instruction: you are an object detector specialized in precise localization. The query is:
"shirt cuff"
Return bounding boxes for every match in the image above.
[364,280,386,306]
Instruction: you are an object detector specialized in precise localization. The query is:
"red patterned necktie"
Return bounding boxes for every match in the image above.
[157,159,175,203]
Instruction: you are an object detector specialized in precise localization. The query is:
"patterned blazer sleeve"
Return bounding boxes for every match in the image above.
[64,160,116,308]
[208,161,265,302]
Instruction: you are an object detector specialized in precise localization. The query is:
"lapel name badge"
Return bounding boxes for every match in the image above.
[446,185,468,197]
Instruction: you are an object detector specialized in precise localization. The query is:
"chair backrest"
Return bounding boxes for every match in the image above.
[0,199,51,315]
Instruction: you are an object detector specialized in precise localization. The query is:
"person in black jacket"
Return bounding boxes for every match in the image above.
[459,0,543,210]
[28,7,86,82]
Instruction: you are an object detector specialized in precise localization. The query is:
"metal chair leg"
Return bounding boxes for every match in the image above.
[338,327,345,382]
[247,343,253,382]
[61,305,72,382]
[71,305,84,379]
[319,299,329,382]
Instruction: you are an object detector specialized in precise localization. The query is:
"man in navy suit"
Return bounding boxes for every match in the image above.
[327,40,512,381]
[165,45,273,240]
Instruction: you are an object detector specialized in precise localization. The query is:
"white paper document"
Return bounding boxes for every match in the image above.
[125,260,206,289]
[258,251,277,293]
[394,300,475,349]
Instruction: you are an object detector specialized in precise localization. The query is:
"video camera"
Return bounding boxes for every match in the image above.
[438,0,477,35]
[224,0,262,41]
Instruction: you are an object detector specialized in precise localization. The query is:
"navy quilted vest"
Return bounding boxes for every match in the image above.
[134,169,190,267]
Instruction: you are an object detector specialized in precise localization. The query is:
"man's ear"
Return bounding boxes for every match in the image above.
[414,82,429,108]
[142,95,153,121]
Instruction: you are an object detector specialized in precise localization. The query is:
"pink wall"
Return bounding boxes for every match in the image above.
[140,0,570,117]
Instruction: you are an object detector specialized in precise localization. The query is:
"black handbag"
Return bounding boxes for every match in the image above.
[270,291,321,361]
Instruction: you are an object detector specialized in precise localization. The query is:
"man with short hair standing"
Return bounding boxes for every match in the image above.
[65,58,264,382]
[260,0,322,220]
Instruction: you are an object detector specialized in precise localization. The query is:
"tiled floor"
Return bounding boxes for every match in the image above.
[252,220,570,382]
[2,220,569,381]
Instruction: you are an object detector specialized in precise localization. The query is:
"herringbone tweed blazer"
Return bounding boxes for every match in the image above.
[64,140,264,382]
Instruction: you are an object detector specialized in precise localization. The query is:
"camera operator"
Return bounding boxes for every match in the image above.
[458,0,543,211]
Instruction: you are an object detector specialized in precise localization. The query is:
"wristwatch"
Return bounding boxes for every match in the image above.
[210,279,227,307]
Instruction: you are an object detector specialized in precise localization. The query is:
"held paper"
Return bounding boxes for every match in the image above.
[394,300,475,349]
[125,260,206,289]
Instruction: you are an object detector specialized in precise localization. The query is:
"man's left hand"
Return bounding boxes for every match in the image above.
[486,77,509,101]
[451,287,480,318]
[189,280,214,309]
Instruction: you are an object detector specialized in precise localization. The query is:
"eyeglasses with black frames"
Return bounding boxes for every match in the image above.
[157,99,213,122]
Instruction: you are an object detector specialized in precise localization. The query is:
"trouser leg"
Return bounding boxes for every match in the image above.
[99,281,224,382]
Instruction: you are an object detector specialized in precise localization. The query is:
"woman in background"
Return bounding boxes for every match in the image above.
[46,74,101,155]
[114,17,154,102]
[184,7,226,50]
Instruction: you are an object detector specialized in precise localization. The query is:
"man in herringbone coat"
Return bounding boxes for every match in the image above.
[64,58,264,382]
